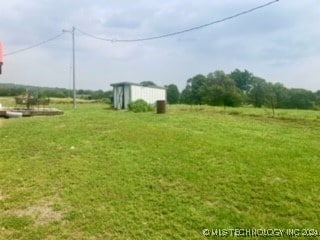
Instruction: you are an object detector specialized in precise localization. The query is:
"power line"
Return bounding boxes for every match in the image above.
[4,32,65,56]
[76,0,279,43]
[2,0,280,56]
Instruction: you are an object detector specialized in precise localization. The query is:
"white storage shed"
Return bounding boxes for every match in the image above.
[111,82,166,110]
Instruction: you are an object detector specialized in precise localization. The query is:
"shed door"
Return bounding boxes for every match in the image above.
[115,86,125,109]
[121,86,125,109]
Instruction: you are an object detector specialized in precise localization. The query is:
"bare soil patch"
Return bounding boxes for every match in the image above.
[6,204,64,226]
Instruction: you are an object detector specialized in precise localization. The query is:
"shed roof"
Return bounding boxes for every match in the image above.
[110,82,165,90]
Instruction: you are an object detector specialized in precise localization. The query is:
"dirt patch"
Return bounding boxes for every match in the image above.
[0,190,5,201]
[7,204,64,226]
[261,176,286,185]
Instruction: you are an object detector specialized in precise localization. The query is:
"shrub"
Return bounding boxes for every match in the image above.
[128,99,154,113]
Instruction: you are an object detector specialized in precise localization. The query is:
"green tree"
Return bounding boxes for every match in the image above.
[186,74,207,104]
[180,85,192,104]
[229,69,253,93]
[166,84,180,104]
[315,90,320,108]
[180,74,207,104]
[140,81,157,87]
[271,83,289,108]
[204,71,243,107]
[287,88,316,109]
[264,83,277,115]
[248,77,270,107]
[90,90,105,99]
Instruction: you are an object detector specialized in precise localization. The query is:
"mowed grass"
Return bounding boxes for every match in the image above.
[0,103,319,239]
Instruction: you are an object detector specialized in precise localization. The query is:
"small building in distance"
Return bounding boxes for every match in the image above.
[110,82,166,110]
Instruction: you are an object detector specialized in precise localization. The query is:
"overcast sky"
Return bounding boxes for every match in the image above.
[0,0,319,91]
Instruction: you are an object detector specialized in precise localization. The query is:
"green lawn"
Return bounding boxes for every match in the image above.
[0,103,319,239]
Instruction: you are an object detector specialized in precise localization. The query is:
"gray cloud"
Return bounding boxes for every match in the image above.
[0,0,319,91]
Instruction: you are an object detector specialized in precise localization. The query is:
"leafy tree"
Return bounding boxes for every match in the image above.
[203,71,243,107]
[178,70,319,110]
[229,69,253,93]
[248,77,270,107]
[287,88,316,109]
[263,83,277,115]
[315,90,320,108]
[0,86,25,96]
[90,90,104,99]
[180,85,192,104]
[140,81,157,87]
[271,83,289,108]
[166,84,180,104]
[186,74,207,104]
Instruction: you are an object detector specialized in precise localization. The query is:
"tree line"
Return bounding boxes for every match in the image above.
[166,69,320,110]
[0,83,112,100]
[1,71,319,110]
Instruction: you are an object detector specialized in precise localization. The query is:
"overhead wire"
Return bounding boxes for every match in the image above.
[76,0,279,43]
[2,0,279,57]
[3,32,65,56]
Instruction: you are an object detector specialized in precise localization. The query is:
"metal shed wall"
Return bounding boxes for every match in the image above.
[130,85,166,105]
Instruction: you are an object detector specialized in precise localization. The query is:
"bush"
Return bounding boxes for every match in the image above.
[128,99,154,113]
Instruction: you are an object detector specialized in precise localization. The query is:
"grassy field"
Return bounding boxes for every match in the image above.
[0,101,319,239]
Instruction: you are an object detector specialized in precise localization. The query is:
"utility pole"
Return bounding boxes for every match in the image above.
[63,26,76,109]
